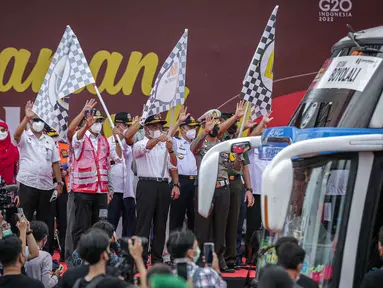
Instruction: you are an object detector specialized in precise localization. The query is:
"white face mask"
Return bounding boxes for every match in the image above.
[32,122,45,133]
[91,123,102,134]
[186,129,196,140]
[151,129,162,138]
[0,131,8,141]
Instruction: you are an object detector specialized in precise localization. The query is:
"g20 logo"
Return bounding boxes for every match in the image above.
[319,0,352,12]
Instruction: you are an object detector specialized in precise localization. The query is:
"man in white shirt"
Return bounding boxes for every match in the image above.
[169,114,199,232]
[133,114,180,265]
[107,112,136,237]
[13,101,63,255]
[71,109,112,249]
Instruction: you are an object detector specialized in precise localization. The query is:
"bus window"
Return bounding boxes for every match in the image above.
[282,155,356,287]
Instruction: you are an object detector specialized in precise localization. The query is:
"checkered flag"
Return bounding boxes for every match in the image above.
[33,25,95,142]
[141,29,188,124]
[240,6,278,120]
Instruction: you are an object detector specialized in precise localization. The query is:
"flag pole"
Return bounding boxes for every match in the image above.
[93,83,124,150]
[238,101,250,137]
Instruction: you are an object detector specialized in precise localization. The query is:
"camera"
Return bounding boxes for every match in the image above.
[0,177,18,210]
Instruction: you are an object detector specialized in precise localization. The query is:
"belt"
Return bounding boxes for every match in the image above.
[229,175,241,181]
[139,177,168,182]
[216,179,229,188]
[179,175,197,180]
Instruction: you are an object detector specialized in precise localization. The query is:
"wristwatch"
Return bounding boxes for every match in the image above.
[56,181,64,187]
[26,230,33,236]
[245,188,253,192]
[173,183,181,188]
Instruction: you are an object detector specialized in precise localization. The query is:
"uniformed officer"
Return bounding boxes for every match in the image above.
[133,114,180,265]
[108,112,136,237]
[219,113,255,271]
[191,100,246,272]
[44,124,70,261]
[169,113,200,232]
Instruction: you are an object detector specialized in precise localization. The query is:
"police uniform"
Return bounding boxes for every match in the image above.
[107,112,136,237]
[45,125,70,260]
[133,115,178,264]
[192,109,232,270]
[169,116,199,232]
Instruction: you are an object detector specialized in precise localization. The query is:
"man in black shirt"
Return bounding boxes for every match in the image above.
[361,226,383,288]
[0,235,44,288]
[275,237,318,288]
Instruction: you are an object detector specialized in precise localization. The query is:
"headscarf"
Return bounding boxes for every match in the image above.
[0,121,19,184]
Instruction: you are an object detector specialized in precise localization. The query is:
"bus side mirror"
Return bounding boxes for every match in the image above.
[231,141,251,154]
[261,158,293,232]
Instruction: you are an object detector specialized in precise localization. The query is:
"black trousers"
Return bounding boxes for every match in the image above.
[224,178,244,266]
[107,193,136,237]
[72,192,107,249]
[136,179,171,264]
[56,187,68,258]
[194,185,230,267]
[19,183,55,254]
[169,176,195,232]
[245,194,262,260]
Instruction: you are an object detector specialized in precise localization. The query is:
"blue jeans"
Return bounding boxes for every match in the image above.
[236,189,246,265]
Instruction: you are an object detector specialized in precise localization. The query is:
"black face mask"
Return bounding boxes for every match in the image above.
[209,125,220,138]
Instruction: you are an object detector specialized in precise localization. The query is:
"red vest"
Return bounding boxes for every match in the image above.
[72,135,110,193]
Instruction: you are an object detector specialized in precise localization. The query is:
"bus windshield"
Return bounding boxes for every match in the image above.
[257,154,358,287]
[289,46,383,128]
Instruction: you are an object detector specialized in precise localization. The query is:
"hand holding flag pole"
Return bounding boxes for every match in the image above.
[92,83,124,150]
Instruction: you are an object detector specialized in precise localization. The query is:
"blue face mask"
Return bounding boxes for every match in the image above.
[193,246,201,263]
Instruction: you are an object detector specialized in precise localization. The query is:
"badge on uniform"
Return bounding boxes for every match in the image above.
[61,150,68,158]
[179,145,185,150]
[178,155,184,159]
[229,153,236,162]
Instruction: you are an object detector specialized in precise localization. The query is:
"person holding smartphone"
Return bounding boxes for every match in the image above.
[167,230,227,288]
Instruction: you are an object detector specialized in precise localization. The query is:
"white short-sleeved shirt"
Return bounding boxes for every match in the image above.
[16,130,60,190]
[108,136,134,198]
[133,136,176,179]
[248,148,270,195]
[173,136,197,176]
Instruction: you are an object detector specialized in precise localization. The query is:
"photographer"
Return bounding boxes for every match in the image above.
[0,235,44,288]
[167,230,227,288]
[72,228,131,288]
[24,221,61,288]
[72,220,122,267]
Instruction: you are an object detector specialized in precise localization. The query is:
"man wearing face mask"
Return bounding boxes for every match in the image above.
[167,230,227,288]
[14,101,63,255]
[133,114,180,265]
[71,109,112,249]
[107,112,136,237]
[168,109,200,232]
[191,101,246,272]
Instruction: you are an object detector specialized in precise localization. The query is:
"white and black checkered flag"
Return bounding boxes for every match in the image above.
[240,6,278,120]
[32,25,95,142]
[141,29,188,124]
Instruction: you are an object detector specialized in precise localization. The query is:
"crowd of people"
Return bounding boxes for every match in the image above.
[1,97,380,287]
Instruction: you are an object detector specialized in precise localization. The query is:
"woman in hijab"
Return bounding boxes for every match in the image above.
[0,121,20,207]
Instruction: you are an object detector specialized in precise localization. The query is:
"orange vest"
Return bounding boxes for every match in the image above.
[58,141,70,191]
[72,135,110,193]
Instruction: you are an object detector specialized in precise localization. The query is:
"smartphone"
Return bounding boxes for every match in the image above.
[204,242,214,267]
[99,209,108,220]
[2,229,13,238]
[17,208,25,220]
[176,261,188,280]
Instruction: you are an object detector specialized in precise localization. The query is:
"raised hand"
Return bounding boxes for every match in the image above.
[235,100,246,120]
[177,106,190,123]
[262,111,274,124]
[158,134,167,142]
[82,99,97,112]
[131,116,140,127]
[112,127,123,140]
[85,111,97,128]
[25,101,35,120]
[204,115,215,133]
[244,119,257,130]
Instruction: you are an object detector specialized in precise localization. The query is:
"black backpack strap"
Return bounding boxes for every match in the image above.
[73,275,106,288]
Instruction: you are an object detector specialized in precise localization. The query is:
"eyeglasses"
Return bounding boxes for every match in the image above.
[0,127,6,132]
[32,118,43,123]
[95,119,104,123]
